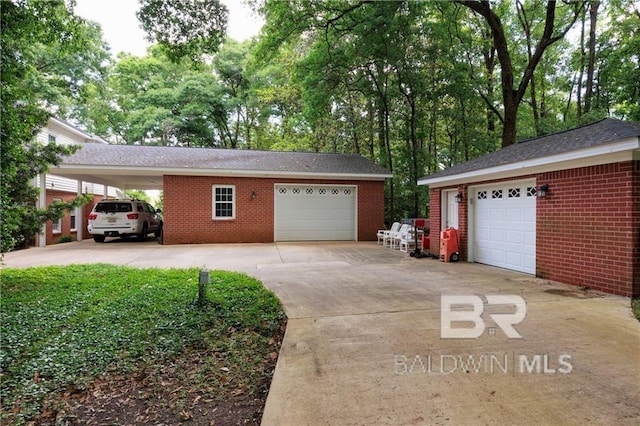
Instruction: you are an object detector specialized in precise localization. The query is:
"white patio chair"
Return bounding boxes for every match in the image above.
[377,222,400,245]
[400,227,424,253]
[387,224,411,249]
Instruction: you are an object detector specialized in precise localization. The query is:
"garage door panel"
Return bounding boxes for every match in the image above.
[489,229,505,243]
[524,231,536,246]
[476,228,490,240]
[284,217,352,230]
[275,185,356,241]
[489,209,505,221]
[506,208,523,222]
[506,230,523,244]
[473,181,536,274]
[524,253,536,268]
[506,251,524,266]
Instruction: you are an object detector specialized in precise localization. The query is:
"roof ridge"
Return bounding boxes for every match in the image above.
[106,144,364,157]
[418,118,639,183]
[517,118,611,145]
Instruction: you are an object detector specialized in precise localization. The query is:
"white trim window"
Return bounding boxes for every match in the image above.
[70,209,77,231]
[52,197,62,233]
[212,185,235,220]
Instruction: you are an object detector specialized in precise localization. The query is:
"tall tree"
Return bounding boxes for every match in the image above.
[137,0,228,61]
[0,0,96,251]
[456,0,584,147]
[593,0,640,121]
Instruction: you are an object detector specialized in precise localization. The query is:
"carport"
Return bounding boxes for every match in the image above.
[38,152,162,247]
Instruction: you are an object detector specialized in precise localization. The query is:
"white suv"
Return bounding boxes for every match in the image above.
[88,199,163,243]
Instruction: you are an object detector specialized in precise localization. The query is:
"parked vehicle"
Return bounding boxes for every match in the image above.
[87,199,162,242]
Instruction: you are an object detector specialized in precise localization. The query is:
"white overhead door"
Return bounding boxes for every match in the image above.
[274,184,356,241]
[472,180,536,274]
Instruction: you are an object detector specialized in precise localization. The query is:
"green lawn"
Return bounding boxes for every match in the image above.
[0,264,285,424]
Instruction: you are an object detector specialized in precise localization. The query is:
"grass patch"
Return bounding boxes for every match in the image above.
[0,264,285,424]
[632,298,640,322]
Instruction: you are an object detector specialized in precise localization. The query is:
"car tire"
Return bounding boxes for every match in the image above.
[93,235,106,243]
[138,223,148,241]
[154,222,163,239]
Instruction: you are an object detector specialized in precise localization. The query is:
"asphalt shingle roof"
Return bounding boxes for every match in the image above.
[420,118,640,181]
[62,144,392,177]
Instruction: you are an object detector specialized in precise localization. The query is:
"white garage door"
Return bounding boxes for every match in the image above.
[472,180,536,274]
[274,184,356,241]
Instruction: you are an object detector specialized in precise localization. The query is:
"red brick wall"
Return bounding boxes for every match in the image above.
[428,188,440,254]
[162,176,385,245]
[45,190,74,245]
[457,186,469,260]
[428,185,467,257]
[45,191,106,245]
[356,180,386,241]
[426,161,638,297]
[82,195,106,241]
[633,160,640,297]
[537,161,637,297]
[428,188,441,254]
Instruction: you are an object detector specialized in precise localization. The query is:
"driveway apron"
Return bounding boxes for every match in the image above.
[3,241,639,425]
[254,243,639,426]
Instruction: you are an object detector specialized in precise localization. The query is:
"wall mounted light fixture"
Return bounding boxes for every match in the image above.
[537,183,549,198]
[454,192,464,203]
[251,191,257,200]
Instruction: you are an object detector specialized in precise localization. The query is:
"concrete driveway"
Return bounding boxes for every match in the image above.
[3,241,639,425]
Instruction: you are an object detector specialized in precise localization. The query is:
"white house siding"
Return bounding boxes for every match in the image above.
[34,175,118,198]
[33,118,120,246]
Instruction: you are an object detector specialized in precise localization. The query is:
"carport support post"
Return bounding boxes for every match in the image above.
[76,180,83,241]
[198,269,210,307]
[37,174,46,247]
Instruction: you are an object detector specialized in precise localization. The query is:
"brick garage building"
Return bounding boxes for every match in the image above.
[418,119,640,297]
[54,145,391,245]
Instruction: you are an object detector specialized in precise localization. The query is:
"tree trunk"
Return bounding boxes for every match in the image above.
[584,0,599,114]
[481,29,497,134]
[367,97,375,160]
[376,91,394,223]
[577,7,586,117]
[564,72,576,123]
[502,93,518,148]
[516,0,540,134]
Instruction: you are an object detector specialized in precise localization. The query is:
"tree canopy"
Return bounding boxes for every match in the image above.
[1,0,103,251]
[2,0,638,251]
[137,0,228,61]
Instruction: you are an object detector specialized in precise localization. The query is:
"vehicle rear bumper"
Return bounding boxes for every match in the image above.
[88,225,141,236]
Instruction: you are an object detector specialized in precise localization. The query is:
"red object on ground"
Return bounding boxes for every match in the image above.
[439,228,460,262]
